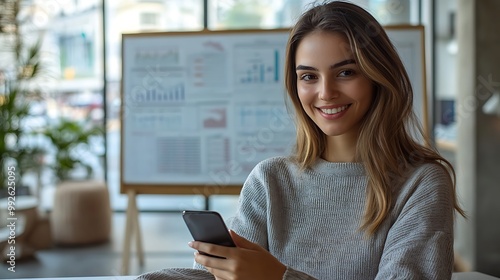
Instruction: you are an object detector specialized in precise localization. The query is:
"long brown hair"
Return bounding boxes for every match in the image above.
[284,1,465,235]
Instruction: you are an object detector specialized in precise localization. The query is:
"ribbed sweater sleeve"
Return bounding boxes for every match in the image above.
[375,164,455,280]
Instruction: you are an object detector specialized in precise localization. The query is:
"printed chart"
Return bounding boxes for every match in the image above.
[234,46,281,85]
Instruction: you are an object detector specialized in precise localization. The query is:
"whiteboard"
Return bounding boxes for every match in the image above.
[120,26,426,194]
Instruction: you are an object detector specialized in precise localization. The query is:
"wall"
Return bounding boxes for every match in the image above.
[456,0,500,276]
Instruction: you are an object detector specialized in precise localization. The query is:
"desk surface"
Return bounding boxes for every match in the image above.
[9,272,500,280]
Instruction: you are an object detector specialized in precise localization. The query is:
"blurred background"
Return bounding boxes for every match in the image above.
[0,0,498,278]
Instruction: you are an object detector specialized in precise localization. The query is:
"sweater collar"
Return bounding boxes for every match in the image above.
[311,157,366,176]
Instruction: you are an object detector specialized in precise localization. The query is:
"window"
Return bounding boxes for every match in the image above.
[208,0,418,30]
[59,33,95,78]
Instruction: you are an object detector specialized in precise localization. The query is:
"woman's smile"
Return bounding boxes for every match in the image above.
[317,104,351,119]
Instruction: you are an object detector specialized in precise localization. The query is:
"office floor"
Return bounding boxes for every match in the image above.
[0,196,239,279]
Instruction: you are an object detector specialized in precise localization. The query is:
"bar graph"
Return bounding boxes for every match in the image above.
[132,83,185,104]
[234,48,281,85]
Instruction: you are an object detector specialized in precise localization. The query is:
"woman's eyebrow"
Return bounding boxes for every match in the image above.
[295,65,318,71]
[331,59,355,69]
[295,59,356,71]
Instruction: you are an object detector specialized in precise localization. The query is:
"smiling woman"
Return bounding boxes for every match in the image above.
[137,1,465,280]
[295,31,374,162]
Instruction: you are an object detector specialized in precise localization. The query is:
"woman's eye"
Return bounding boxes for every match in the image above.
[338,69,355,77]
[300,74,316,81]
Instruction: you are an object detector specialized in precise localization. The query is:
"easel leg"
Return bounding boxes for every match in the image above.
[131,192,144,266]
[121,190,138,275]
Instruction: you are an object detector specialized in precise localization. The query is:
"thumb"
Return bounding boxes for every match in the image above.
[229,230,264,251]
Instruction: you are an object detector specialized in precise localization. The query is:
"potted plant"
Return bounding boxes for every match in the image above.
[40,118,104,183]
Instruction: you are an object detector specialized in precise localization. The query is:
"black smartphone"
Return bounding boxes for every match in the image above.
[182,210,236,258]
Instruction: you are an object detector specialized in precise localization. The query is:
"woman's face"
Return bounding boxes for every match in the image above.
[295,31,374,139]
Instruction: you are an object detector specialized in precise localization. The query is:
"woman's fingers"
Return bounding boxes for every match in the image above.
[190,241,235,259]
[193,249,240,280]
[192,240,286,280]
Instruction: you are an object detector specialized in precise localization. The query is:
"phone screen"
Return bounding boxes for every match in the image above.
[182,210,236,252]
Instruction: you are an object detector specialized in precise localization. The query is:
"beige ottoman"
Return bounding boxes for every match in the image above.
[51,180,111,245]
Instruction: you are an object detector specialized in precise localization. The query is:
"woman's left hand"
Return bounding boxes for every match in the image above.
[189,230,286,280]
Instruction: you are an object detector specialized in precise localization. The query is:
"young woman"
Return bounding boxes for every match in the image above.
[138,1,465,279]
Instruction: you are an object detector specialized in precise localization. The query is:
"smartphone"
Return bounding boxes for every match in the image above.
[182,210,236,258]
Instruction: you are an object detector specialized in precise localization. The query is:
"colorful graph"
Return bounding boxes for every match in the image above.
[235,48,280,85]
[203,108,227,128]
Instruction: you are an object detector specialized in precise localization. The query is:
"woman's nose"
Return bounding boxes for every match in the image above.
[319,79,339,101]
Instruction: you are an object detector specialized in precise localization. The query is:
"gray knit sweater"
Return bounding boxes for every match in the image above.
[137,156,454,280]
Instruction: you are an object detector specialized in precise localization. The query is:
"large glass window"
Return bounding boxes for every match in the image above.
[208,0,418,30]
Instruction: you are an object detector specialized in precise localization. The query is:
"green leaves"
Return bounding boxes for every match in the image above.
[41,119,103,182]
[0,1,47,190]
[0,88,34,189]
